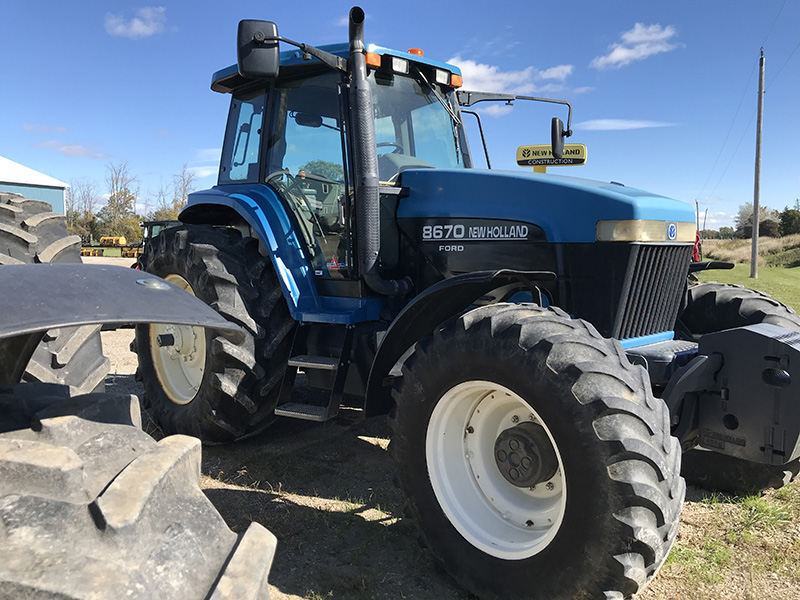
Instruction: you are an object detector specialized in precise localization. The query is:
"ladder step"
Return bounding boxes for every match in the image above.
[288,355,340,371]
[274,403,337,422]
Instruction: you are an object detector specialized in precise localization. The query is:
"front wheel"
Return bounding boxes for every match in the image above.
[391,304,684,600]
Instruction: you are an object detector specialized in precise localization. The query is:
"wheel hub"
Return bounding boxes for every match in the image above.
[494,422,559,487]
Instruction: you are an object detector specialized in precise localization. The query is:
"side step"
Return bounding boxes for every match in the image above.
[274,325,353,422]
[274,402,332,422]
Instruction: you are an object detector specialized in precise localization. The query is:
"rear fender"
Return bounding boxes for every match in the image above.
[364,269,555,415]
[0,264,242,384]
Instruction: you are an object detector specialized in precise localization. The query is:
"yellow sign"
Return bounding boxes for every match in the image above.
[516,144,587,167]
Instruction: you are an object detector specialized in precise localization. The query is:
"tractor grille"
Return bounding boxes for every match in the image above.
[614,244,693,339]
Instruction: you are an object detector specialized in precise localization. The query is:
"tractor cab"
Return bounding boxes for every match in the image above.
[210,43,469,285]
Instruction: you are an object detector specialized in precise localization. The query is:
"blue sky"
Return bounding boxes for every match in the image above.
[2,0,799,228]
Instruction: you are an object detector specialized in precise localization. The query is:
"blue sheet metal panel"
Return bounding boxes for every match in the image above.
[0,184,65,214]
[397,169,696,244]
[185,185,384,324]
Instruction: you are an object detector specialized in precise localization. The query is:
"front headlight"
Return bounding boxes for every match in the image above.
[596,220,695,242]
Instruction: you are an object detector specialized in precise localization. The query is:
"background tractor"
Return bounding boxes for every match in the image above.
[134,7,800,599]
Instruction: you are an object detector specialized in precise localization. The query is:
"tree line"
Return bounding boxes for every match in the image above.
[701,200,800,240]
[65,161,196,243]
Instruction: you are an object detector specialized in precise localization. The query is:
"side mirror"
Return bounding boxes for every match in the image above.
[237,20,280,79]
[295,113,323,128]
[551,117,565,159]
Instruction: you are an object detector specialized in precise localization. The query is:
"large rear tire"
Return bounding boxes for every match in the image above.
[0,192,109,391]
[0,384,276,598]
[678,282,800,494]
[135,225,295,442]
[391,304,684,600]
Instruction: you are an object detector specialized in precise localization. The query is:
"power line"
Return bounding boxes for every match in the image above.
[695,0,786,204]
[767,37,800,90]
[694,58,758,202]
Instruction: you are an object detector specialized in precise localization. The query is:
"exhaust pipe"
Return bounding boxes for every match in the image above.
[348,6,410,297]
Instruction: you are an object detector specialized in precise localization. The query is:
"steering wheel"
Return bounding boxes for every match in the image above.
[376,142,404,154]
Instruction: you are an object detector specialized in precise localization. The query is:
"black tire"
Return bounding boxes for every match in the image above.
[0,191,109,391]
[678,282,800,494]
[135,225,295,443]
[0,384,276,598]
[391,304,684,600]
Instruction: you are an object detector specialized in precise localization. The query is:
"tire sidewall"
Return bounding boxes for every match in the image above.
[394,320,634,598]
[136,226,253,439]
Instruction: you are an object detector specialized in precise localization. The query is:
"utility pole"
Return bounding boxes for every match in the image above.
[751,48,765,279]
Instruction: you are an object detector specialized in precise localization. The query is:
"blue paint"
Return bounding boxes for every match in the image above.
[620,330,675,349]
[398,169,696,244]
[185,185,384,324]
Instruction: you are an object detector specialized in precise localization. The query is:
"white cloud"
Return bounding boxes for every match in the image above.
[23,123,67,134]
[573,86,595,95]
[448,56,538,96]
[539,65,573,81]
[105,7,167,39]
[590,23,680,70]
[189,166,219,178]
[196,148,221,162]
[575,119,676,131]
[34,140,107,159]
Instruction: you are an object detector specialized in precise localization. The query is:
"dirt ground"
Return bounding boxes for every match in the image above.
[95,257,800,600]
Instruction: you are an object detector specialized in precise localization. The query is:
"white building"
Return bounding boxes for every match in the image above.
[0,156,68,213]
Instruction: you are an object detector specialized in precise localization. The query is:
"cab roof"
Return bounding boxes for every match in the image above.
[211,43,462,94]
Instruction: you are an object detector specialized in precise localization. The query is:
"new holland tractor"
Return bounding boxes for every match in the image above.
[134,8,800,599]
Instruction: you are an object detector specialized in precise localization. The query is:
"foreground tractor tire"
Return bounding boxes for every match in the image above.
[0,192,108,391]
[678,282,800,494]
[391,304,684,600]
[135,225,295,442]
[0,385,276,598]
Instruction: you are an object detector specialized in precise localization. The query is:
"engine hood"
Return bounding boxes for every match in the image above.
[396,169,696,244]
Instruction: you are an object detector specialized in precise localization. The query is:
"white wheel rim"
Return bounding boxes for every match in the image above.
[426,381,566,560]
[149,274,206,405]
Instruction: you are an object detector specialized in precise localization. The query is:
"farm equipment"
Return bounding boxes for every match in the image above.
[134,8,800,599]
[0,192,276,598]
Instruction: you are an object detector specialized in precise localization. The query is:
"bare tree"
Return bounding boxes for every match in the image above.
[99,161,140,238]
[74,178,99,218]
[172,163,197,211]
[66,178,100,240]
[64,184,77,230]
[149,178,178,221]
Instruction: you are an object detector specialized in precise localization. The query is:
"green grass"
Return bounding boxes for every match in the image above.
[665,536,733,585]
[696,262,800,309]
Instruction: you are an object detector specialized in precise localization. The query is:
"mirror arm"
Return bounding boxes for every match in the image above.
[254,34,348,72]
[457,91,573,136]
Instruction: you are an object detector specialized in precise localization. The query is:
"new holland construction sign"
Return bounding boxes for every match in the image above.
[516,144,587,167]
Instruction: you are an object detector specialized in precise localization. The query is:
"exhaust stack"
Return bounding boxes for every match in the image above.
[348,6,410,296]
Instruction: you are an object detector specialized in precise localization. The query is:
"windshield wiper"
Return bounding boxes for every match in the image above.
[413,66,461,127]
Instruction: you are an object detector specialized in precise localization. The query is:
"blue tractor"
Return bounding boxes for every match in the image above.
[135,8,800,599]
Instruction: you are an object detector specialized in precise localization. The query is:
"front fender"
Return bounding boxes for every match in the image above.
[364,269,555,415]
[182,185,383,324]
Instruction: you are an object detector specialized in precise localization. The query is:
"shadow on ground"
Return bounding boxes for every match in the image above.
[200,414,476,600]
